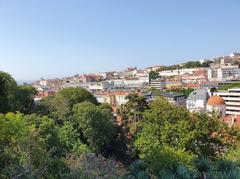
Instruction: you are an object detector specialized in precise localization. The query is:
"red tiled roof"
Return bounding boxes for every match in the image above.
[207,96,225,106]
[224,115,240,128]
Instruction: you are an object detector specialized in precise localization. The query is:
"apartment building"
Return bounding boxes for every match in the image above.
[124,77,145,88]
[187,89,209,112]
[160,91,186,107]
[34,86,56,101]
[95,91,129,106]
[159,68,206,77]
[208,66,240,81]
[150,78,166,90]
[62,81,113,93]
[214,88,240,115]
[165,79,183,89]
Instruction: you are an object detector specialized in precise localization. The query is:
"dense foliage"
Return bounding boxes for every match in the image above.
[0,71,239,178]
[149,71,159,80]
[135,97,237,174]
[0,72,37,114]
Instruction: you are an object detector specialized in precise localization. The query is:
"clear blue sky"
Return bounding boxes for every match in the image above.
[0,0,240,81]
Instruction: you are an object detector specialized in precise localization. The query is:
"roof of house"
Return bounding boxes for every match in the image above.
[160,91,185,98]
[207,96,225,106]
[224,115,240,128]
[188,89,209,101]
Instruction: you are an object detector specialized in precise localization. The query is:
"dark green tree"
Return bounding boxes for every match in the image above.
[184,61,202,68]
[0,72,18,113]
[72,102,116,153]
[202,60,214,67]
[124,160,150,179]
[149,71,159,80]
[119,93,148,136]
[15,85,37,114]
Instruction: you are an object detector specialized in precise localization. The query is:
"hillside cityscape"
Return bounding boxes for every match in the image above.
[2,51,240,178]
[1,1,240,178]
[33,51,240,126]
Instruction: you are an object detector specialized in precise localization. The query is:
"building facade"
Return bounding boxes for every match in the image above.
[214,88,240,116]
[187,89,209,112]
[150,78,166,90]
[160,91,186,107]
[208,66,240,81]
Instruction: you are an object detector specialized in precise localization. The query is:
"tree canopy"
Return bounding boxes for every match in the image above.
[72,102,117,153]
[0,72,18,113]
[135,97,238,174]
[36,87,98,120]
[149,71,159,80]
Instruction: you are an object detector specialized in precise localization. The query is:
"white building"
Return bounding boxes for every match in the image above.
[39,79,48,86]
[124,77,145,88]
[208,66,240,81]
[62,82,112,93]
[214,88,240,116]
[95,91,129,106]
[88,82,112,93]
[159,68,206,77]
[187,89,209,112]
[150,78,166,90]
[109,79,124,87]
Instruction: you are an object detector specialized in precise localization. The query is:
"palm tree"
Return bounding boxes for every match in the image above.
[195,157,210,179]
[214,159,240,179]
[158,164,194,179]
[124,160,150,179]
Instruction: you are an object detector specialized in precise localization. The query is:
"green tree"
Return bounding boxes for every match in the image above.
[15,85,37,114]
[226,140,240,161]
[187,113,236,157]
[0,113,30,177]
[0,72,18,113]
[72,102,116,153]
[202,60,213,67]
[149,71,159,80]
[26,114,68,157]
[0,72,37,114]
[0,113,53,178]
[184,61,202,68]
[119,93,148,136]
[117,93,148,159]
[135,97,195,173]
[35,87,98,121]
[134,97,236,174]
